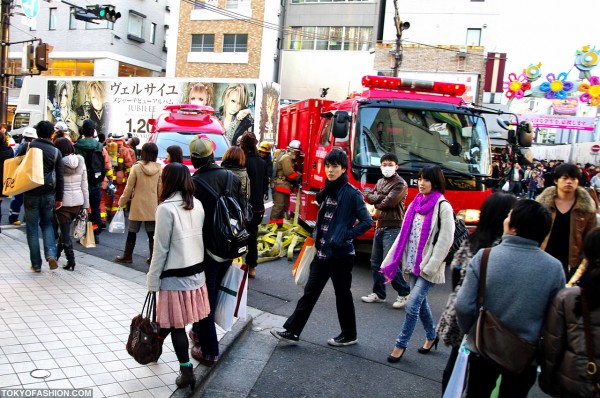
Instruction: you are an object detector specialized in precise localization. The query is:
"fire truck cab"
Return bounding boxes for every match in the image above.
[279,75,493,239]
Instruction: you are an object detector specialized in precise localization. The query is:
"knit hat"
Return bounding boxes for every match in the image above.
[189,137,214,158]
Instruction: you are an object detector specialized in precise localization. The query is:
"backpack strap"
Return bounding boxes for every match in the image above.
[195,170,232,199]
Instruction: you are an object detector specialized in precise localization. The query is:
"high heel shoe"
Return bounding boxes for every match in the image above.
[387,347,405,363]
[63,261,75,271]
[417,335,439,354]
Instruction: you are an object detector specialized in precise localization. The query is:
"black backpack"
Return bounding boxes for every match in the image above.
[196,172,250,260]
[82,143,105,185]
[432,200,469,265]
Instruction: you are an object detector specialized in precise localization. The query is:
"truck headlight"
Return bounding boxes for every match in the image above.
[457,209,480,224]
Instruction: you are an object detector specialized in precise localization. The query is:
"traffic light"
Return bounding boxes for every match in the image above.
[35,43,52,71]
[96,6,121,22]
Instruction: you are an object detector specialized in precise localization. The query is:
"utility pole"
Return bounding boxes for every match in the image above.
[391,0,409,77]
[0,0,10,124]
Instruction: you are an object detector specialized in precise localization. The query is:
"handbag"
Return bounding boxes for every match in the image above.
[292,237,314,277]
[79,222,96,248]
[108,207,126,233]
[475,248,537,374]
[2,146,44,196]
[233,263,249,320]
[72,209,87,240]
[126,292,163,365]
[294,244,315,288]
[215,264,246,332]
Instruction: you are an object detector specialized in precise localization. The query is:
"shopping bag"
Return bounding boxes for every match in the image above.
[295,245,315,288]
[79,222,96,248]
[72,209,87,240]
[501,181,510,192]
[108,207,125,233]
[126,292,163,365]
[442,337,469,398]
[293,237,314,277]
[215,264,246,332]
[2,147,44,196]
[234,263,248,320]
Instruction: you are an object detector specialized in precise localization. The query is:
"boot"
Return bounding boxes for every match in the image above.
[175,365,195,389]
[63,239,75,271]
[146,235,154,265]
[63,261,76,271]
[115,241,135,263]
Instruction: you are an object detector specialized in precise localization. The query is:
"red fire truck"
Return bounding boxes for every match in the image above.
[278,75,493,239]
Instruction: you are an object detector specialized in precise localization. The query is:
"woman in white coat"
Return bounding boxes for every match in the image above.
[380,165,454,362]
[54,137,89,271]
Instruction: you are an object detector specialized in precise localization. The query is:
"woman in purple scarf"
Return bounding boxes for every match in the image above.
[380,165,455,362]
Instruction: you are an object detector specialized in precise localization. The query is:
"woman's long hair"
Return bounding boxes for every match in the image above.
[166,145,183,163]
[54,137,75,156]
[141,143,158,162]
[222,146,246,167]
[159,163,195,210]
[468,192,517,253]
[576,228,600,315]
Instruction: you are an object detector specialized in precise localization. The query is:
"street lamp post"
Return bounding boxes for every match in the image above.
[391,0,409,77]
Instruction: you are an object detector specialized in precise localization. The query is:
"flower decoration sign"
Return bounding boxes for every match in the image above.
[578,76,600,106]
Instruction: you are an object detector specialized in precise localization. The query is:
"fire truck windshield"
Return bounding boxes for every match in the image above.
[354,107,490,176]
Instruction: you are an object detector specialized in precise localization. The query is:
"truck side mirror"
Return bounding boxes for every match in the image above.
[517,121,533,147]
[332,111,349,139]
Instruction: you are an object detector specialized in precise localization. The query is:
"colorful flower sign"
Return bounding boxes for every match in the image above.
[578,76,600,106]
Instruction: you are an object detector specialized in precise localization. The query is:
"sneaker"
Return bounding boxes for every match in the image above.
[327,334,357,347]
[392,295,409,309]
[248,267,256,279]
[361,293,386,303]
[30,266,41,273]
[270,329,299,343]
[10,220,22,226]
[47,258,58,270]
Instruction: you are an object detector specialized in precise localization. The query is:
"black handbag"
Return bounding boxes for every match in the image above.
[126,292,164,365]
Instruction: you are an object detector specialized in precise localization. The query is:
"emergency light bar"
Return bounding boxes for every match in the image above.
[361,75,466,97]
[164,104,215,122]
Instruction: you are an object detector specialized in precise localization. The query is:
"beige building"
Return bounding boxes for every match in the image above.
[167,0,280,81]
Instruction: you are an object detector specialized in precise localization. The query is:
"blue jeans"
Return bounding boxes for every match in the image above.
[371,227,410,299]
[24,193,57,268]
[9,194,23,223]
[527,190,535,199]
[395,273,435,348]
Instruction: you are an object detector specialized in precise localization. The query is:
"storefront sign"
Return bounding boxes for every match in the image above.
[519,113,596,131]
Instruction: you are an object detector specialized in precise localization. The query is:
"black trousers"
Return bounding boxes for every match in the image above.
[245,211,264,268]
[465,353,537,398]
[284,254,356,338]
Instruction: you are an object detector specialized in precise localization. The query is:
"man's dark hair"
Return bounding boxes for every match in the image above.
[324,149,347,170]
[380,153,398,164]
[81,119,95,137]
[191,154,215,169]
[35,121,54,139]
[553,163,581,180]
[141,143,158,162]
[509,199,552,245]
[417,165,446,194]
[97,133,106,143]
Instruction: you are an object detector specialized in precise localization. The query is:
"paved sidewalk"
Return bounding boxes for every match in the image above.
[0,228,241,398]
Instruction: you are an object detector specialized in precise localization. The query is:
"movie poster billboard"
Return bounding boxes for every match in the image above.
[45,78,280,144]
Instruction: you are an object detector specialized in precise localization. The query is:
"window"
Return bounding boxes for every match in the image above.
[49,8,56,30]
[289,26,372,51]
[225,0,238,8]
[191,34,214,52]
[223,34,247,52]
[466,28,481,46]
[69,7,77,29]
[128,11,146,42]
[150,23,156,44]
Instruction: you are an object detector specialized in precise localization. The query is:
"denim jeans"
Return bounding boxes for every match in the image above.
[527,190,535,199]
[395,273,435,348]
[9,193,23,223]
[24,193,57,268]
[370,227,410,299]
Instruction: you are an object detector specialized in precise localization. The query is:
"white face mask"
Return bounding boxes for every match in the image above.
[381,166,396,178]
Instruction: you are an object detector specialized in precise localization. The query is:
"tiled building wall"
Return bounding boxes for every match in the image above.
[175,1,265,78]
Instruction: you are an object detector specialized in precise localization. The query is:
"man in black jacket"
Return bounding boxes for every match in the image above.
[188,136,243,366]
[17,121,64,272]
[240,132,268,278]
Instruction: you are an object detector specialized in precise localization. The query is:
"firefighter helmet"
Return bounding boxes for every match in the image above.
[288,140,302,151]
[54,121,68,133]
[258,141,272,153]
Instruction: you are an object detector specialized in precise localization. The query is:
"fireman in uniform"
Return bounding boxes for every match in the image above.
[270,140,302,226]
[105,133,136,219]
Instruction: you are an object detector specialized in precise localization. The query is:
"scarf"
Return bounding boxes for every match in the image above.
[316,174,348,203]
[381,191,442,280]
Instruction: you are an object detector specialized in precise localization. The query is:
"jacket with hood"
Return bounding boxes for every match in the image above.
[537,186,597,272]
[118,161,162,221]
[62,154,89,209]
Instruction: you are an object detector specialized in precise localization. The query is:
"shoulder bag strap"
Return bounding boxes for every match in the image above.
[580,288,600,393]
[194,174,220,199]
[432,199,449,246]
[477,248,492,309]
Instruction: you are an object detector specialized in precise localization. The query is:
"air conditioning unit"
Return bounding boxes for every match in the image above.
[457,47,467,58]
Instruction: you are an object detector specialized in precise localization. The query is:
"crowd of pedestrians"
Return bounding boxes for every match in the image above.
[4,118,600,395]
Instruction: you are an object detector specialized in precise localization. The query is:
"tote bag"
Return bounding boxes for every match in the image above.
[295,245,315,288]
[2,147,44,196]
[79,222,96,248]
[215,264,246,332]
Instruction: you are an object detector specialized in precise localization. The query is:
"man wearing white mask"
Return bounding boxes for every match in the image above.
[361,153,411,309]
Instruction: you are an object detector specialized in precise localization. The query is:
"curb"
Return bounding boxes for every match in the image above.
[170,314,254,398]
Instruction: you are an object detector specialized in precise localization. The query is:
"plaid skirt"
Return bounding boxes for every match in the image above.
[156,285,210,329]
